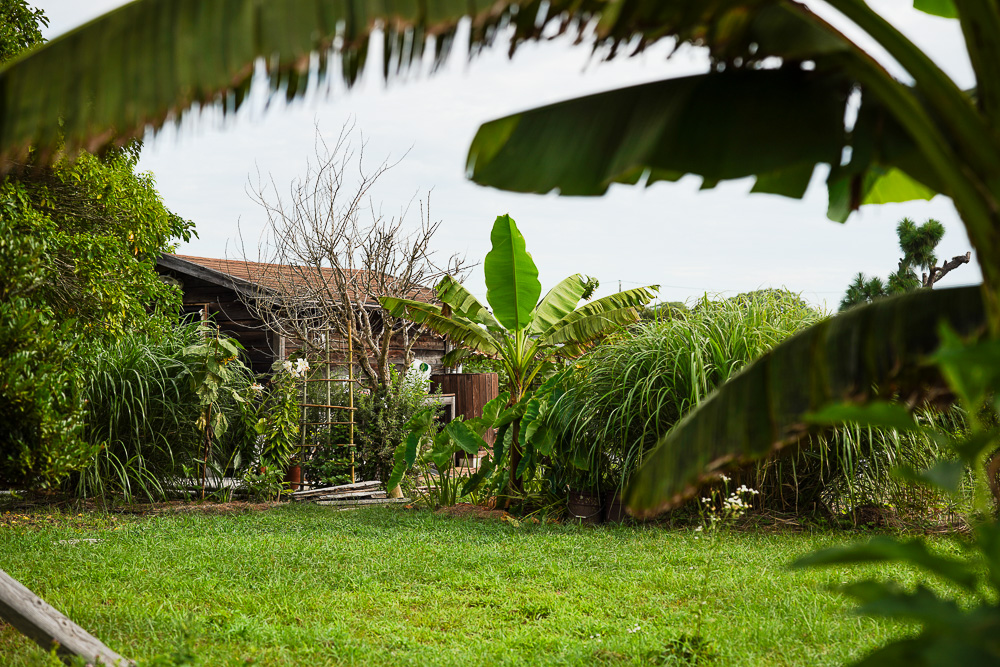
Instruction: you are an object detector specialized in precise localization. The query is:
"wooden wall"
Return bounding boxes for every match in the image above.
[159,261,448,377]
[430,373,500,445]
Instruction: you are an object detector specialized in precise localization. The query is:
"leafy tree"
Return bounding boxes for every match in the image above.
[0,0,45,64]
[0,2,195,488]
[840,218,970,310]
[381,214,657,491]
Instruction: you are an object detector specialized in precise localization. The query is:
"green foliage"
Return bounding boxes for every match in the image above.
[383,214,656,494]
[0,188,90,488]
[625,285,987,516]
[790,327,1000,665]
[254,359,307,473]
[0,299,90,488]
[840,218,958,311]
[70,322,255,501]
[389,392,512,507]
[544,290,821,495]
[0,0,46,64]
[297,367,439,485]
[2,149,194,336]
[0,15,196,492]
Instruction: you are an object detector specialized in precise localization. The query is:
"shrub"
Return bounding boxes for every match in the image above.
[541,289,960,515]
[301,368,438,484]
[70,322,256,501]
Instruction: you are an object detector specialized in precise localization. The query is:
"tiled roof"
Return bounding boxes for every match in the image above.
[168,254,437,303]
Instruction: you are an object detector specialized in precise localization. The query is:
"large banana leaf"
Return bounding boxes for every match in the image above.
[528,274,592,336]
[379,297,499,356]
[540,285,660,342]
[483,214,540,332]
[624,285,987,516]
[436,275,500,329]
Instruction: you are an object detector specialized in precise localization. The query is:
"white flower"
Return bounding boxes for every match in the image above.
[281,360,293,373]
[694,525,703,532]
[720,474,731,483]
[250,383,264,393]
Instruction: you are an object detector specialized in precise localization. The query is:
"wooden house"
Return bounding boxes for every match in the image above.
[155,254,449,376]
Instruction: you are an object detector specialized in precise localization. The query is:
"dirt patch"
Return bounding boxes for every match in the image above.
[120,500,280,516]
[0,498,282,529]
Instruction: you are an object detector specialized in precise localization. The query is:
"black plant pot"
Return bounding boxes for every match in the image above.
[567,490,603,524]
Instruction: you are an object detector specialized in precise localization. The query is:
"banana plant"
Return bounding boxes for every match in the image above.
[381,214,658,491]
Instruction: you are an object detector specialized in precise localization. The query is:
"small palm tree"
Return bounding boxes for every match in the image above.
[381,214,657,491]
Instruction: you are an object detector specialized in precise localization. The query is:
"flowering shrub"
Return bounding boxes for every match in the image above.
[698,475,760,528]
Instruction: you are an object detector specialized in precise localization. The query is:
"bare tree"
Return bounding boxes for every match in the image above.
[236,121,467,390]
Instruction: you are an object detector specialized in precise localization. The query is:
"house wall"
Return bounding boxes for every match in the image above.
[158,261,449,377]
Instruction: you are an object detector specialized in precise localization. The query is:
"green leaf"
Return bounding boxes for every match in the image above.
[468,69,849,197]
[805,402,919,432]
[424,429,452,471]
[386,431,421,492]
[380,297,500,356]
[436,275,500,328]
[913,0,958,18]
[528,274,590,335]
[893,460,965,493]
[480,392,511,426]
[624,285,986,516]
[484,214,540,332]
[541,286,658,345]
[793,537,979,591]
[462,456,495,497]
[931,323,1000,411]
[445,420,487,455]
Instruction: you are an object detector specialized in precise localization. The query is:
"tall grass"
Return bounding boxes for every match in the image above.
[69,322,255,502]
[546,290,959,514]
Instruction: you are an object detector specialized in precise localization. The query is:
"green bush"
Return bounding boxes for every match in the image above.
[544,290,822,495]
[70,322,255,501]
[541,289,960,515]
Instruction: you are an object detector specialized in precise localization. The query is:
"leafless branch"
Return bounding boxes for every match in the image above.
[235,120,468,388]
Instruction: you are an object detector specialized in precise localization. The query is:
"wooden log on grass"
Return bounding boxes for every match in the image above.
[290,480,381,500]
[0,568,132,666]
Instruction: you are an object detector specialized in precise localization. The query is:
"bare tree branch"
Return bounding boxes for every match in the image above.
[234,120,468,389]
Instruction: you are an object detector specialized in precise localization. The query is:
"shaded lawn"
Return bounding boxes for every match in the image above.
[0,504,957,666]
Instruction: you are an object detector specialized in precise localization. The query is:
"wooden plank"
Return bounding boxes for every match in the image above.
[290,480,381,498]
[0,569,132,666]
[315,497,410,507]
[310,491,387,501]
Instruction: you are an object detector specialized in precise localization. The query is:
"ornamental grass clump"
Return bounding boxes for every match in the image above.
[544,289,959,517]
[544,289,819,496]
[70,322,256,502]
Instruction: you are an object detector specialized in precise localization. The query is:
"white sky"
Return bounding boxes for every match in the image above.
[34,1,982,310]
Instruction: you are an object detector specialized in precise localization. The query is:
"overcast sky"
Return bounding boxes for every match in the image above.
[34,1,982,310]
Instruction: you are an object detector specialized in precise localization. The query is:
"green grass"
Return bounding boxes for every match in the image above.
[0,504,963,666]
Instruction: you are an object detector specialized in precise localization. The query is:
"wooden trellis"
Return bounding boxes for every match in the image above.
[298,319,357,488]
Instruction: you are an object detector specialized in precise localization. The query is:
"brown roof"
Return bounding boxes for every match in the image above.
[169,254,436,303]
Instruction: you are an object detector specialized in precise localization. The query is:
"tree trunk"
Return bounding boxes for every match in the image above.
[508,417,523,496]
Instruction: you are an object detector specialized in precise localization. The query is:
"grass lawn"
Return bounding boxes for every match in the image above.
[0,503,958,666]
